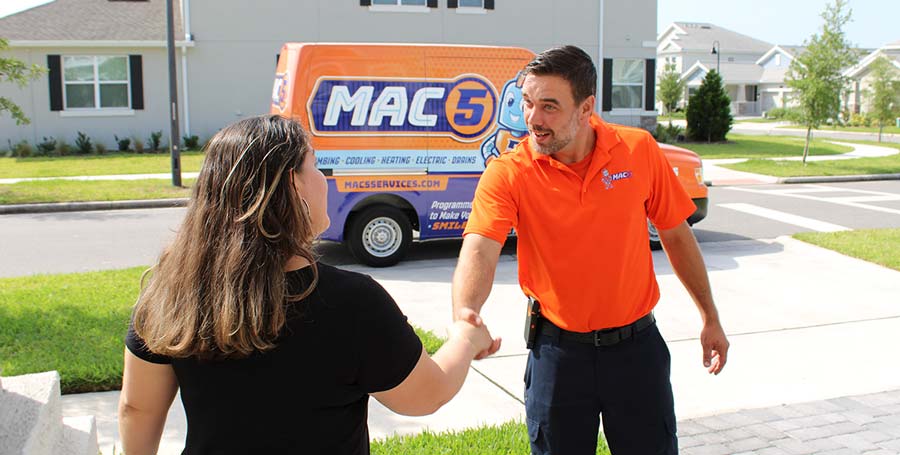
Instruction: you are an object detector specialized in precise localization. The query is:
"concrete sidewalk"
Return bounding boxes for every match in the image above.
[62,237,900,454]
[702,141,900,186]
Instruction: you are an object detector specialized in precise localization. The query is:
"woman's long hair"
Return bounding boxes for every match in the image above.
[133,115,319,359]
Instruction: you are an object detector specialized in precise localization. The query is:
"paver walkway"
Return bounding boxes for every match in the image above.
[680,389,900,454]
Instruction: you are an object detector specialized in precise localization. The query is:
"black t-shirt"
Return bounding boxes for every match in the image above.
[125,263,423,455]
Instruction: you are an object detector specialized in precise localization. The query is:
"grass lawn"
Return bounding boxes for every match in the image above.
[657,112,686,120]
[0,151,206,179]
[0,267,445,394]
[793,228,900,272]
[724,141,900,177]
[777,124,900,135]
[0,178,194,205]
[683,134,852,159]
[372,420,611,454]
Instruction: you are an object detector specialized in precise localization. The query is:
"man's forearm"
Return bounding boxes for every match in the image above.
[452,234,502,320]
[659,222,719,323]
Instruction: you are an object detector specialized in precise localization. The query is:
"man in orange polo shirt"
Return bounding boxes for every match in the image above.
[452,45,729,455]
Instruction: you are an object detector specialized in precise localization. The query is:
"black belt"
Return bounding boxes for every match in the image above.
[539,313,656,347]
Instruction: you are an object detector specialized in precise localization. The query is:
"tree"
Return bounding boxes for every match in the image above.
[686,70,732,142]
[785,0,857,164]
[658,63,687,115]
[1,38,45,125]
[866,56,900,142]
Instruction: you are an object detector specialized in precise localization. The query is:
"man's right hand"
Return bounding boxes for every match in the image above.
[455,307,501,359]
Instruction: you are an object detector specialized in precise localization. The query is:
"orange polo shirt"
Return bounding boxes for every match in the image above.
[464,115,696,331]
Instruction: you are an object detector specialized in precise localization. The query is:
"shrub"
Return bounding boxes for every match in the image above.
[148,130,163,152]
[133,137,145,154]
[765,107,787,119]
[653,122,684,144]
[114,135,131,152]
[686,70,733,142]
[36,137,57,155]
[75,131,92,155]
[183,134,199,149]
[848,113,871,128]
[9,140,32,158]
[95,142,108,155]
[54,140,71,156]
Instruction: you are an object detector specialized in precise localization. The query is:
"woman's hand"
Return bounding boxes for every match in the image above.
[447,319,493,356]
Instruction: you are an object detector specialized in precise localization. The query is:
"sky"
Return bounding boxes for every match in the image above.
[0,0,52,19]
[658,0,899,49]
[1,0,898,49]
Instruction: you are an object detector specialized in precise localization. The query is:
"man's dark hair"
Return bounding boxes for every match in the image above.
[523,45,597,103]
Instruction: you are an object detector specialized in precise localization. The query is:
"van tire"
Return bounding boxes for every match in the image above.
[648,220,662,251]
[347,206,412,267]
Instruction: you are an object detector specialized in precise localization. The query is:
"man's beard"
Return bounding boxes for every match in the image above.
[529,114,579,156]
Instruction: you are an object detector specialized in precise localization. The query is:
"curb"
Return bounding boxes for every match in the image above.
[777,173,900,184]
[705,173,900,187]
[0,198,189,215]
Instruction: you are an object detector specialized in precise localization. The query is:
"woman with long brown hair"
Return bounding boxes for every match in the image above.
[118,115,496,454]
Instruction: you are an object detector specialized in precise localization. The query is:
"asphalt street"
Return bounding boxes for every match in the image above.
[2,181,899,277]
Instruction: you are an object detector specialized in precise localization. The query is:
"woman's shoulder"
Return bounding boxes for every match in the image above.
[295,262,382,296]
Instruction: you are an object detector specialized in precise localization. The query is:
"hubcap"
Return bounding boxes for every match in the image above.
[362,217,403,258]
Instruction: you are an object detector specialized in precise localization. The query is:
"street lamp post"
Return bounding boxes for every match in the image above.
[165,0,181,187]
[711,40,721,74]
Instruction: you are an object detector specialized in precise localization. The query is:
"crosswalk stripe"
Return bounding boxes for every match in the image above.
[718,203,850,232]
[725,185,900,216]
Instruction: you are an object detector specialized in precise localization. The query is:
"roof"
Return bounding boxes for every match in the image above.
[0,0,183,42]
[760,66,789,84]
[662,22,772,54]
[844,48,900,78]
[682,61,764,85]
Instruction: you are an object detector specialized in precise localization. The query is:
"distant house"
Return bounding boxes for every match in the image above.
[754,45,805,114]
[0,0,187,150]
[844,39,900,114]
[2,0,661,150]
[657,22,772,116]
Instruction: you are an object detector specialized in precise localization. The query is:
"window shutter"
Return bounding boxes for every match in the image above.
[602,58,612,112]
[48,55,63,111]
[360,0,371,6]
[484,0,494,9]
[448,0,458,7]
[427,0,437,7]
[129,55,144,110]
[644,58,655,111]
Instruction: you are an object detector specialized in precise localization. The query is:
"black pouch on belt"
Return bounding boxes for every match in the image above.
[524,296,542,349]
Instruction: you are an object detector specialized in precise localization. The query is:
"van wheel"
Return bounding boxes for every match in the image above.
[648,220,662,251]
[347,206,412,267]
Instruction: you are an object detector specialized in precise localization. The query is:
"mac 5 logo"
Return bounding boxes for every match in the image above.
[308,75,497,142]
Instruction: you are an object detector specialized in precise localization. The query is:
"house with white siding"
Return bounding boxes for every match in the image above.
[844,39,900,114]
[1,0,661,150]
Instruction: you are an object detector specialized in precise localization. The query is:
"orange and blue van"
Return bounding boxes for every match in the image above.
[272,43,707,266]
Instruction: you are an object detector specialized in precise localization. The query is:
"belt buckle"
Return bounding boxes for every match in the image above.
[593,328,622,347]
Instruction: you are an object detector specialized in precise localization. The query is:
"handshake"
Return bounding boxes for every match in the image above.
[447,308,503,360]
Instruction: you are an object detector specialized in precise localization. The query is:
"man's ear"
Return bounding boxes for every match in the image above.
[580,95,595,119]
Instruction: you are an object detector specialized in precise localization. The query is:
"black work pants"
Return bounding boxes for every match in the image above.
[524,323,677,455]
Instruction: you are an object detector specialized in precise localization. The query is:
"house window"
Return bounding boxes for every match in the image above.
[611,59,644,109]
[458,0,483,7]
[775,54,782,66]
[63,56,130,109]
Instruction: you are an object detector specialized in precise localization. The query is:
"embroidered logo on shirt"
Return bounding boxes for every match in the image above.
[600,168,633,190]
